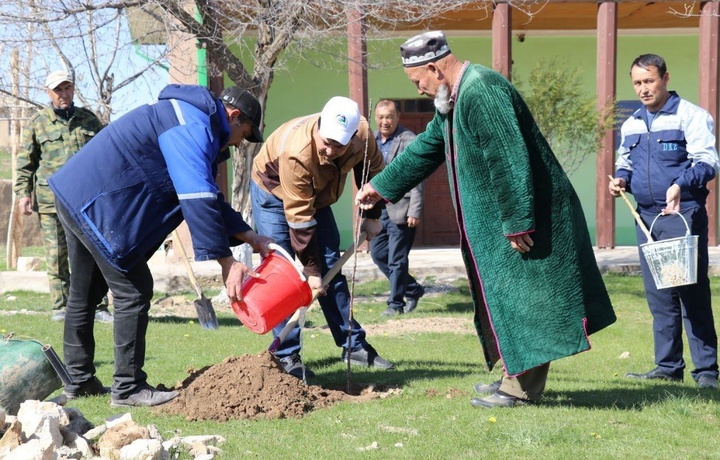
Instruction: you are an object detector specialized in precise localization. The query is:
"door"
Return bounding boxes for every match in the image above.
[398,108,459,247]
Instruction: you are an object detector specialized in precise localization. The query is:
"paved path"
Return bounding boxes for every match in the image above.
[3,246,720,295]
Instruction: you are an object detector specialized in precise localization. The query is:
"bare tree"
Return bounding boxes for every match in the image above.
[3,0,568,231]
[0,1,169,124]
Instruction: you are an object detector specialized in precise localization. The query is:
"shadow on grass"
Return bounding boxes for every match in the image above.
[304,357,480,391]
[148,315,244,328]
[544,383,720,409]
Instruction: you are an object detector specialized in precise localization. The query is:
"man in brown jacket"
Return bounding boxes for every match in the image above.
[251,96,393,378]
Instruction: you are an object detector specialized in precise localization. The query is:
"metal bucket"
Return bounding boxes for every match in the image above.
[640,213,698,290]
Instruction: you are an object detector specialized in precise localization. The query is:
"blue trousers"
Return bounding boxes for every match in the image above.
[370,210,423,310]
[636,206,718,381]
[250,181,368,359]
[57,201,153,398]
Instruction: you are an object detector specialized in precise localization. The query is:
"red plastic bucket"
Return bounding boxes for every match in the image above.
[231,245,312,334]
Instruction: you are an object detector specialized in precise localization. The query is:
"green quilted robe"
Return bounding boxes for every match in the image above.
[371,63,616,376]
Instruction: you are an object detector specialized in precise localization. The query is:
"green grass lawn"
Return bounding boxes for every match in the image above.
[2,275,720,459]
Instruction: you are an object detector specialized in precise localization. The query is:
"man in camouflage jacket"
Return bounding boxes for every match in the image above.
[14,70,110,322]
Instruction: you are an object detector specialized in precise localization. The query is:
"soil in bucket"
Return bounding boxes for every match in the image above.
[0,337,62,415]
[231,252,312,334]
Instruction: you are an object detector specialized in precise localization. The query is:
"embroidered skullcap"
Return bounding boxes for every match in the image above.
[400,31,451,67]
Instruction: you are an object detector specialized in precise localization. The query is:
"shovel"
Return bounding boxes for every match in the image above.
[268,232,367,353]
[172,229,219,330]
[608,175,653,243]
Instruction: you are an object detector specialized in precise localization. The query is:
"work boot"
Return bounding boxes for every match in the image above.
[63,377,111,400]
[279,354,315,379]
[110,384,178,407]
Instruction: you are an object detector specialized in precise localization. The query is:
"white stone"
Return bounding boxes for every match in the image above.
[67,432,94,458]
[5,437,54,460]
[179,435,226,447]
[105,413,133,429]
[119,438,162,460]
[83,424,107,440]
[54,445,83,459]
[17,400,68,437]
[17,257,42,272]
[146,424,162,441]
[17,402,63,449]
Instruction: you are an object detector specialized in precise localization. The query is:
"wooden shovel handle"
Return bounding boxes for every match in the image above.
[608,175,653,243]
[172,230,204,298]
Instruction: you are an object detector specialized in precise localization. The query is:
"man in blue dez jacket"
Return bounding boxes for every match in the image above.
[49,85,273,407]
[609,54,719,390]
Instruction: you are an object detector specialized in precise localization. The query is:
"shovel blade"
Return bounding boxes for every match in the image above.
[194,297,218,330]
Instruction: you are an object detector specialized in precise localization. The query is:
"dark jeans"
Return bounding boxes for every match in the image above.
[636,206,718,381]
[370,210,423,310]
[57,201,153,398]
[250,181,368,359]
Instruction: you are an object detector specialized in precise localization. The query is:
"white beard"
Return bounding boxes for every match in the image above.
[434,84,452,114]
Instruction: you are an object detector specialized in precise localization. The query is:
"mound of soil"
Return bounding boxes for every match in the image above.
[158,351,350,422]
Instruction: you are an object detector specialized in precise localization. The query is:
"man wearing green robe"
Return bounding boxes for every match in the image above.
[356,31,616,408]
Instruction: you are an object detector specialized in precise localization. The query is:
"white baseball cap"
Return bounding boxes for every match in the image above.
[318,96,360,146]
[46,70,73,90]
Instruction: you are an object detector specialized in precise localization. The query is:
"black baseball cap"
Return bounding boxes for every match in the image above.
[220,86,264,142]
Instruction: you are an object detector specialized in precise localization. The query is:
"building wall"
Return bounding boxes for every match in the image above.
[255,32,701,247]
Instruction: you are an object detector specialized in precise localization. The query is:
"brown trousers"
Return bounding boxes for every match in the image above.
[498,362,550,402]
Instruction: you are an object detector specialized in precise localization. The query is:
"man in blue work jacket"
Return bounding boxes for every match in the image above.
[610,54,719,390]
[49,85,273,406]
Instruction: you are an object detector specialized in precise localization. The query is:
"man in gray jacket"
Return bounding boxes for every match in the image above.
[371,99,425,316]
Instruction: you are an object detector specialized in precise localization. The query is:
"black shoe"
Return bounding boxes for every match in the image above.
[279,354,315,379]
[625,367,683,382]
[63,377,110,400]
[381,306,403,317]
[340,346,394,369]
[110,384,179,407]
[697,375,719,390]
[473,379,502,395]
[404,286,425,313]
[470,391,530,408]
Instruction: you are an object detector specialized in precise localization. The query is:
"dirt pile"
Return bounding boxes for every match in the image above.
[158,351,350,422]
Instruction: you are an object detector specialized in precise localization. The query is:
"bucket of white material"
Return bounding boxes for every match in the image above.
[640,212,698,289]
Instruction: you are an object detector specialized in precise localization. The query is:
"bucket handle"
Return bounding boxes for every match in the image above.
[267,243,307,282]
[648,212,691,239]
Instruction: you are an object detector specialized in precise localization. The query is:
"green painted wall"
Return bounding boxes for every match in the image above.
[253,32,703,247]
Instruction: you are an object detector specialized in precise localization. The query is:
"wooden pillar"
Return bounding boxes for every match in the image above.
[699,2,720,246]
[492,1,512,79]
[595,1,617,248]
[347,7,368,117]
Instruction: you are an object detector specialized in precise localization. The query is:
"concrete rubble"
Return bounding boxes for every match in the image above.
[0,401,226,460]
